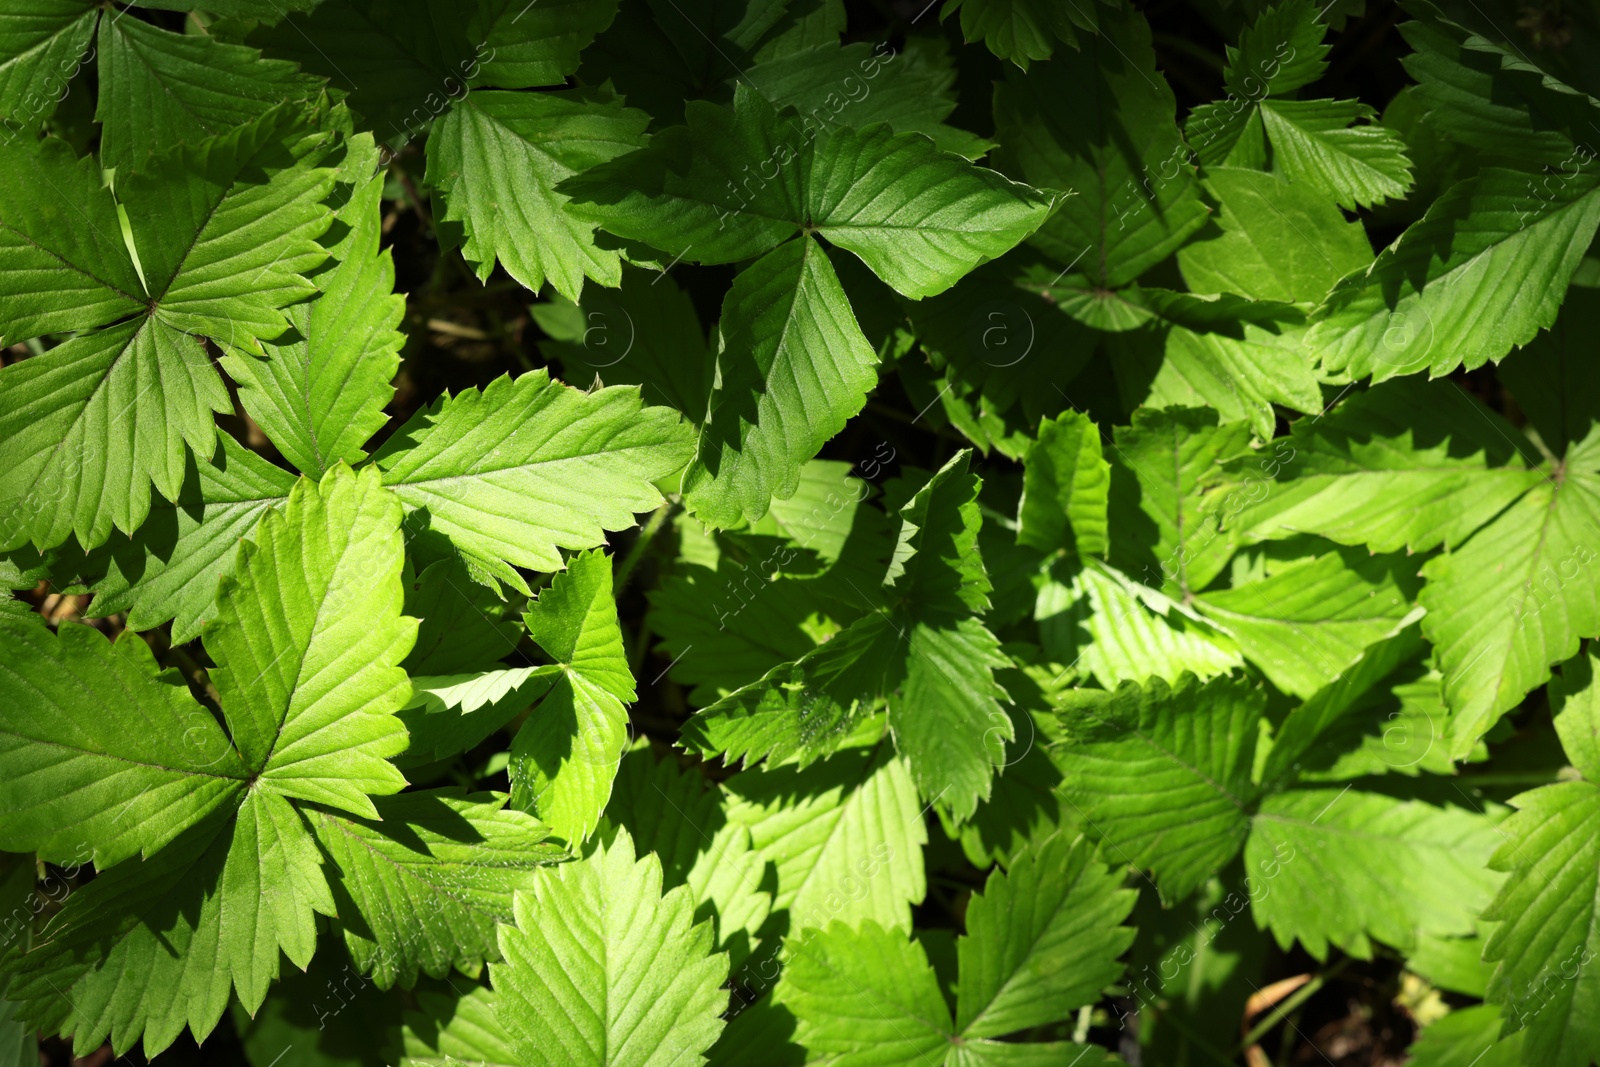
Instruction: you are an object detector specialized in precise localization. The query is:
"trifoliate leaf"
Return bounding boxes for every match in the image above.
[373,370,694,592]
[1016,409,1110,557]
[1247,788,1505,959]
[956,832,1136,1037]
[1422,435,1600,757]
[509,549,634,844]
[682,236,879,527]
[563,83,1054,298]
[221,138,402,478]
[95,14,322,171]
[1481,780,1600,1067]
[1178,166,1373,305]
[427,88,650,301]
[1193,545,1423,699]
[306,789,564,989]
[0,620,248,869]
[993,4,1208,288]
[1224,376,1543,553]
[490,826,728,1067]
[1306,169,1600,382]
[1054,673,1261,902]
[725,744,927,934]
[74,431,295,643]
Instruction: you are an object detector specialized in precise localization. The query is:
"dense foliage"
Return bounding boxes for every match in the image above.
[1,0,1599,1064]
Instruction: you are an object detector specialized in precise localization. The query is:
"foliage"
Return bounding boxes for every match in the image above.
[0,0,1596,1064]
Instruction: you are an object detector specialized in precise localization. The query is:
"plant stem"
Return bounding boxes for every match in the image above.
[1238,958,1351,1053]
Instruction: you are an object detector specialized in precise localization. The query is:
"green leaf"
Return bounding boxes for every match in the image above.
[1552,647,1600,782]
[402,553,524,676]
[939,0,1089,69]
[993,4,1208,288]
[563,83,1054,298]
[725,743,927,934]
[73,431,294,643]
[95,14,322,171]
[956,832,1135,1037]
[1257,98,1414,210]
[1177,166,1373,305]
[220,138,403,478]
[778,919,952,1066]
[1193,545,1423,699]
[1054,674,1261,902]
[682,236,879,527]
[1247,788,1504,959]
[0,318,231,552]
[0,0,95,124]
[468,0,620,89]
[427,88,650,301]
[1403,1005,1524,1067]
[0,620,248,869]
[1017,409,1111,557]
[1224,376,1544,554]
[306,789,564,989]
[400,983,517,1067]
[1481,780,1600,1067]
[509,549,634,844]
[397,667,557,769]
[1421,440,1600,757]
[746,39,990,159]
[1106,406,1253,600]
[207,463,415,815]
[1306,169,1600,382]
[373,370,694,592]
[490,826,728,1066]
[0,136,144,341]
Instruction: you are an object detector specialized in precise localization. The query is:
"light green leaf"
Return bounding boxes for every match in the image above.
[207,464,415,816]
[1403,1005,1524,1067]
[1178,166,1373,305]
[509,549,634,844]
[1055,673,1261,902]
[682,236,879,527]
[0,619,247,869]
[76,431,295,643]
[1422,445,1600,757]
[956,832,1135,1037]
[95,14,322,171]
[1106,406,1253,600]
[402,553,525,676]
[1257,98,1414,210]
[725,744,927,934]
[1193,546,1423,699]
[397,666,557,769]
[1224,376,1544,554]
[1552,647,1600,782]
[993,3,1208,288]
[221,139,402,478]
[1247,788,1504,959]
[306,789,564,989]
[1481,780,1600,1067]
[490,826,728,1066]
[778,919,952,1066]
[1017,409,1110,557]
[1306,169,1600,382]
[400,983,517,1067]
[373,370,694,592]
[428,88,650,301]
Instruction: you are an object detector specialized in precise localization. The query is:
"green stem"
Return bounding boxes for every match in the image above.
[1238,958,1351,1053]
[614,500,676,599]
